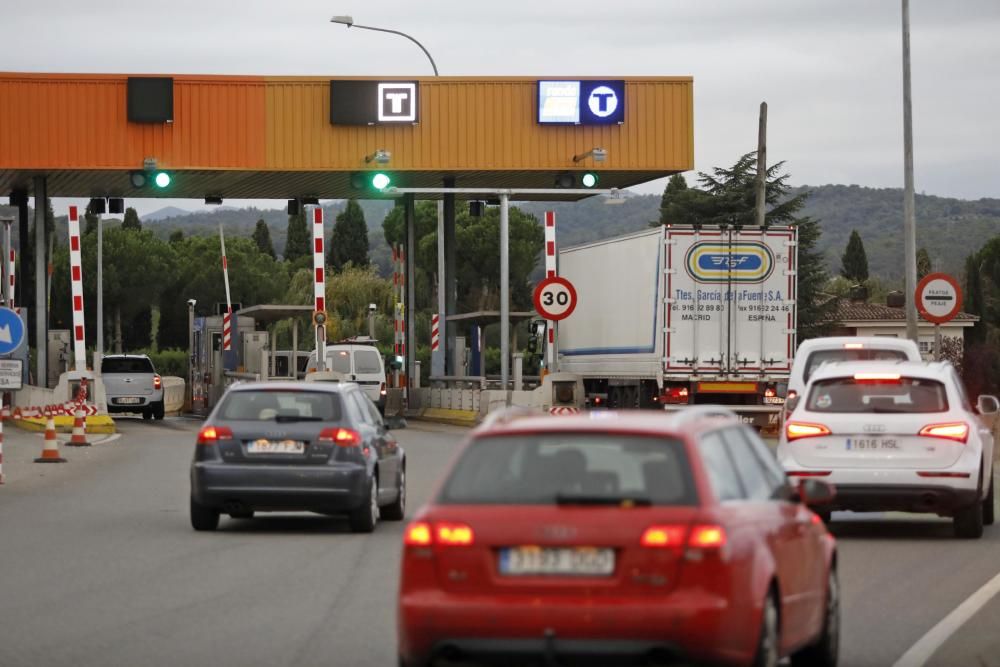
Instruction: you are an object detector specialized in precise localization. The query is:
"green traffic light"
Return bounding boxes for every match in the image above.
[581,172,598,188]
[154,172,172,188]
[372,173,391,190]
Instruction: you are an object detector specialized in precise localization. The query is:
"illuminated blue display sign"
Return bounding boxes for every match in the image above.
[537,80,625,125]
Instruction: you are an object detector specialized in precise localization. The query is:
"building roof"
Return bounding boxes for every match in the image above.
[832,298,978,324]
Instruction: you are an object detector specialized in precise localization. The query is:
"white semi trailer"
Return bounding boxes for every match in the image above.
[555,225,797,432]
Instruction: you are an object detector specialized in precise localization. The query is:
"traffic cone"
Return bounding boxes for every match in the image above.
[67,408,89,447]
[35,414,67,463]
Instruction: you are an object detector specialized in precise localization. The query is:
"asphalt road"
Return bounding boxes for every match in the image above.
[0,418,998,667]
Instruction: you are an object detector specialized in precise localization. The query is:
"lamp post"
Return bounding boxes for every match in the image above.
[330,16,439,75]
[901,0,918,342]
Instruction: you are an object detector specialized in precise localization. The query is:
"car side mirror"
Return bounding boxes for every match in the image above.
[775,382,788,399]
[797,478,835,507]
[977,395,999,416]
[785,395,801,413]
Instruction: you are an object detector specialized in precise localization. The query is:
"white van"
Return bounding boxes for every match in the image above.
[304,343,387,411]
[786,336,922,402]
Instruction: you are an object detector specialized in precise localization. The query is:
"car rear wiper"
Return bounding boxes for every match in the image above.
[273,415,324,423]
[555,493,652,507]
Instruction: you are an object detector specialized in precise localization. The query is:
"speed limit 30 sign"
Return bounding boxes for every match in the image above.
[916,272,962,325]
[533,276,578,321]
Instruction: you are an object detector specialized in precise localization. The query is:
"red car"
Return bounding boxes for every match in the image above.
[398,408,839,667]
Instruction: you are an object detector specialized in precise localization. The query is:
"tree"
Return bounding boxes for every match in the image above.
[83,201,100,236]
[916,247,932,280]
[658,173,712,226]
[329,200,369,271]
[840,229,869,282]
[169,229,185,244]
[252,219,276,259]
[283,209,309,263]
[122,207,142,232]
[653,151,836,339]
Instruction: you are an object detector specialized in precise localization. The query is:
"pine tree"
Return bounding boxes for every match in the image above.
[169,230,184,244]
[252,219,276,259]
[840,229,869,282]
[122,207,142,232]
[916,247,932,280]
[284,210,309,262]
[329,200,369,271]
[83,201,100,235]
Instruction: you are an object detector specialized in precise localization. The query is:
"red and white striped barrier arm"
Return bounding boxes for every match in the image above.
[312,207,326,314]
[7,247,14,308]
[544,211,557,369]
[431,313,440,352]
[68,206,87,371]
[219,223,233,351]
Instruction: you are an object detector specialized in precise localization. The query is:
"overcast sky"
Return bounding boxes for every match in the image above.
[5,0,999,216]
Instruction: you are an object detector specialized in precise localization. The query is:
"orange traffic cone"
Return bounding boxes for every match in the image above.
[67,408,89,447]
[35,414,67,463]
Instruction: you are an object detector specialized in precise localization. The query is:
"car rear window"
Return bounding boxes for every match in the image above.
[804,348,909,382]
[439,433,696,506]
[217,390,343,421]
[806,377,948,413]
[325,349,352,373]
[101,358,154,373]
[353,349,382,374]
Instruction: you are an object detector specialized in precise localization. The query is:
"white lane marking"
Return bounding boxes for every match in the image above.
[892,569,1000,667]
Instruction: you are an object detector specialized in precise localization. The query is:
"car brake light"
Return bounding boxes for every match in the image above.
[319,428,362,447]
[380,382,387,396]
[436,522,475,546]
[153,374,162,390]
[787,470,833,477]
[918,422,969,443]
[764,387,776,398]
[688,525,726,548]
[787,390,798,401]
[197,425,233,445]
[853,373,901,382]
[785,421,831,441]
[844,342,864,349]
[640,525,686,547]
[404,521,433,546]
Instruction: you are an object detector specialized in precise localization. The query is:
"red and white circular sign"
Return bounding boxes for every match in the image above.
[533,276,578,321]
[916,272,962,324]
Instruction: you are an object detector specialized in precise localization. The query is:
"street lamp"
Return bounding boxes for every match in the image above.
[330,15,439,75]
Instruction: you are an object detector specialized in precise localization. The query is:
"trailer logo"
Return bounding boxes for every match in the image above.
[685,242,774,283]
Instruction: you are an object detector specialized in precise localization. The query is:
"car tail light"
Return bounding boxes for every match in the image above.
[436,522,475,546]
[319,428,362,447]
[853,372,902,383]
[785,421,831,441]
[764,387,776,398]
[197,425,233,445]
[787,390,798,401]
[918,422,969,443]
[404,521,433,546]
[663,386,690,405]
[787,470,832,477]
[688,525,726,548]
[153,374,162,390]
[640,525,687,548]
[380,382,387,396]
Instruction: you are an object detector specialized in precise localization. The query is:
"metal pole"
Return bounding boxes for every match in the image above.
[443,179,457,375]
[187,301,195,408]
[434,199,446,377]
[500,193,510,403]
[755,102,767,228]
[405,194,417,396]
[344,23,439,76]
[368,309,376,340]
[96,212,103,361]
[33,176,46,387]
[902,0,919,342]
[2,218,11,305]
[933,324,941,362]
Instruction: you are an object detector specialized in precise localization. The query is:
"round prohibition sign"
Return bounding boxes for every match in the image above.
[916,272,962,325]
[533,276,578,321]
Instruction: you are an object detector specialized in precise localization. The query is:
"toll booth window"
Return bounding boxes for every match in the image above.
[354,349,382,374]
[275,356,290,377]
[212,333,222,352]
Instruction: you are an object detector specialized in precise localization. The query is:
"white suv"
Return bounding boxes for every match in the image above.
[778,360,998,539]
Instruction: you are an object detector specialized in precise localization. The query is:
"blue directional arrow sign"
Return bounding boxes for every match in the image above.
[0,307,25,355]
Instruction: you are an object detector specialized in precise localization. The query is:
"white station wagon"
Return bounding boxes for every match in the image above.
[778,360,998,539]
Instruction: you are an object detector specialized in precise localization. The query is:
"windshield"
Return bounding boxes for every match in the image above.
[217,390,343,421]
[806,377,949,413]
[803,348,910,382]
[439,433,696,506]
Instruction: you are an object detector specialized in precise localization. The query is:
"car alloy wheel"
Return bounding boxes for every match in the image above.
[370,480,380,526]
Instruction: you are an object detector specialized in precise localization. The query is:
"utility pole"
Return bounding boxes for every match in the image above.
[902,0,919,342]
[755,102,768,228]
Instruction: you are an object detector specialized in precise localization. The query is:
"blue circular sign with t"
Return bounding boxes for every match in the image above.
[0,307,25,355]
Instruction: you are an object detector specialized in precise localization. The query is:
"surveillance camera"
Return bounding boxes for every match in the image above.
[592,147,607,163]
[187,299,197,307]
[368,303,377,312]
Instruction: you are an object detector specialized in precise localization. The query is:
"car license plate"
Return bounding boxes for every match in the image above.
[846,437,900,451]
[247,439,305,454]
[116,397,141,405]
[499,546,615,576]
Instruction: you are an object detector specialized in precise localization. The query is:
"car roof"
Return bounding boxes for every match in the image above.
[807,360,951,382]
[476,409,739,439]
[102,353,151,359]
[227,381,355,394]
[796,336,919,353]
